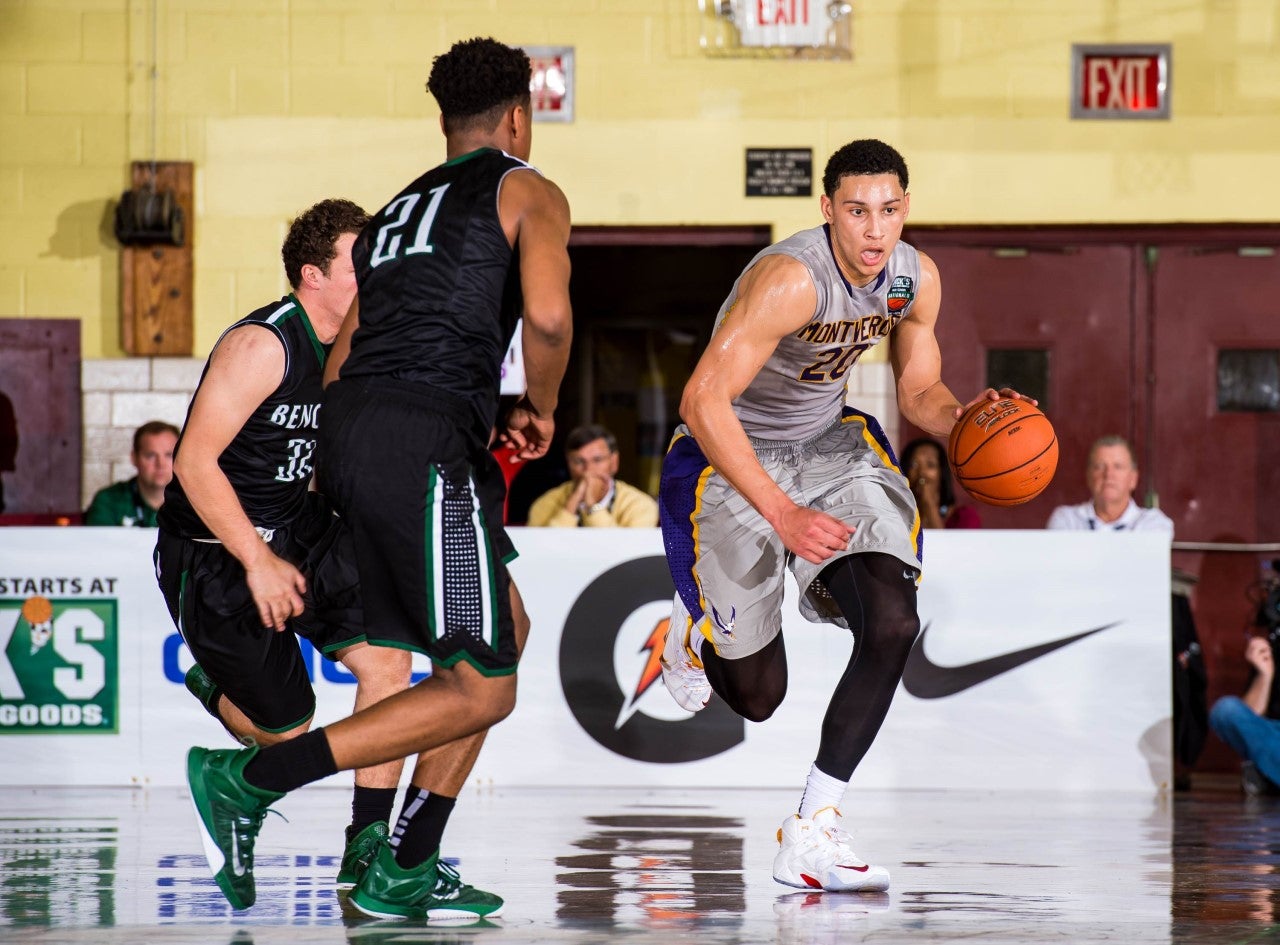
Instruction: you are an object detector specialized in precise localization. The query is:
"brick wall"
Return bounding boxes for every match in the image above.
[74,357,898,511]
[80,357,201,509]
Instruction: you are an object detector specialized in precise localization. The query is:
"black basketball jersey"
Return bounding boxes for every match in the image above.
[342,147,528,442]
[159,294,328,538]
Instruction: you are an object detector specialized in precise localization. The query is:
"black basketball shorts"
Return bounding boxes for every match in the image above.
[318,377,519,676]
[154,493,365,732]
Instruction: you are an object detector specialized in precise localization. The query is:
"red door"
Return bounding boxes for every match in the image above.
[1151,244,1280,543]
[900,226,1280,775]
[899,237,1143,529]
[1151,243,1280,771]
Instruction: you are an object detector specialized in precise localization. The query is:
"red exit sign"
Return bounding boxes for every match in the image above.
[1071,44,1171,120]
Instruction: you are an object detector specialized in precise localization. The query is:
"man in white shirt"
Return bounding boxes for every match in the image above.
[1046,435,1172,533]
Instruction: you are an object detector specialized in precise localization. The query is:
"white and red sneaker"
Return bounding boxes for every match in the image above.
[772,807,890,892]
[659,604,711,713]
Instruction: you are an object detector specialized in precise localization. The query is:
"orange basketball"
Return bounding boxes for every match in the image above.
[947,398,1058,507]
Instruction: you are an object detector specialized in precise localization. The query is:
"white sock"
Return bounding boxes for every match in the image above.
[798,763,848,819]
[688,626,704,658]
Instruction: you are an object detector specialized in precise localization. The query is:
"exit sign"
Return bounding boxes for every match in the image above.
[1071,44,1171,120]
[735,0,832,47]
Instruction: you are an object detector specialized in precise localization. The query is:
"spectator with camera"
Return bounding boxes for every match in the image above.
[1208,568,1280,796]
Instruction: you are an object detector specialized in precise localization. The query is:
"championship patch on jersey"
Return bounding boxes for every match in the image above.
[887,275,915,312]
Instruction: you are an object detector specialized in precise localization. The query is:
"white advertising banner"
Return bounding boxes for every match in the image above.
[0,528,1170,791]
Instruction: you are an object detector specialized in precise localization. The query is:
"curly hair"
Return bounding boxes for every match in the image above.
[281,198,369,289]
[426,37,531,135]
[822,139,909,198]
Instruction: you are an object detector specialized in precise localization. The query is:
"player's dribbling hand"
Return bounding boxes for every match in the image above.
[245,553,307,632]
[952,387,1039,421]
[776,506,857,565]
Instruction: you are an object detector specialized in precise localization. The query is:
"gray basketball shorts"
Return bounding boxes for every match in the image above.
[659,407,922,660]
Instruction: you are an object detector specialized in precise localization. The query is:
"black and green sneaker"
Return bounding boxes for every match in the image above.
[184,664,222,716]
[337,821,389,888]
[186,744,284,910]
[349,841,504,921]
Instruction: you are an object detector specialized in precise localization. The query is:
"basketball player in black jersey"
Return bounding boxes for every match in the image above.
[157,200,416,907]
[186,38,573,920]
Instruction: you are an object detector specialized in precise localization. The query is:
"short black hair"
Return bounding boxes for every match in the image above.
[133,420,178,453]
[566,424,617,454]
[281,198,369,289]
[427,37,532,135]
[900,437,956,510]
[822,139,909,198]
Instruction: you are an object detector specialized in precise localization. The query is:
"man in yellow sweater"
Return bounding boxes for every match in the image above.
[527,424,658,527]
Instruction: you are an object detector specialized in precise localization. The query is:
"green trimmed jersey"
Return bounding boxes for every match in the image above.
[159,294,329,538]
[343,147,528,445]
[84,477,159,526]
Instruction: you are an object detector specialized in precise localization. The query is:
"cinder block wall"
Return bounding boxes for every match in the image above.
[80,358,201,509]
[5,0,1279,498]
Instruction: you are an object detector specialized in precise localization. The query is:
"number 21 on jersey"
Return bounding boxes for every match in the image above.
[368,184,451,267]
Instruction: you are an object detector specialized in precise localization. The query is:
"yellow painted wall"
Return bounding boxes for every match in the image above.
[2,0,1278,358]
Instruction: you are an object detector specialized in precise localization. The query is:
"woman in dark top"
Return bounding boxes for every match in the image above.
[901,437,981,529]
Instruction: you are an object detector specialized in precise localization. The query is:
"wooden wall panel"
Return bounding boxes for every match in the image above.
[120,161,193,356]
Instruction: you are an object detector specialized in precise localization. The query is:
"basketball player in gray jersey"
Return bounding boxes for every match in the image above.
[659,139,1034,893]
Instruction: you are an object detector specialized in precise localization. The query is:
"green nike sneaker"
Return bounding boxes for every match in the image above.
[349,841,504,921]
[184,664,222,715]
[337,821,389,888]
[186,744,284,910]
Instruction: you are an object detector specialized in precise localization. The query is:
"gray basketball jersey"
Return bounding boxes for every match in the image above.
[720,225,921,441]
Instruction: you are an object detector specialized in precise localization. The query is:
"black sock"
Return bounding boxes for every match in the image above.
[348,786,398,839]
[390,787,456,869]
[241,728,338,794]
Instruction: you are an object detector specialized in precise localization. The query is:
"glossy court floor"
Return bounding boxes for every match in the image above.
[1,782,1278,945]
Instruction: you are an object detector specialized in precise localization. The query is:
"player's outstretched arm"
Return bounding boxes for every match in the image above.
[501,170,573,459]
[174,325,306,631]
[681,255,854,565]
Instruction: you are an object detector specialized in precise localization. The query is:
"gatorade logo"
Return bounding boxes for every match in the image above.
[558,556,744,763]
[0,596,119,733]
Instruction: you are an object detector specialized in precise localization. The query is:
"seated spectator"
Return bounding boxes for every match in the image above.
[1046,435,1172,533]
[1048,434,1203,788]
[1209,626,1280,796]
[900,437,980,529]
[527,423,658,528]
[84,420,178,526]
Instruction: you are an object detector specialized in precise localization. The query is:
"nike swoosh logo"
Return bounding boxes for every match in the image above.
[902,621,1121,699]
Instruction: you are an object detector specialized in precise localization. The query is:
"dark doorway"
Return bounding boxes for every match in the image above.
[507,226,770,523]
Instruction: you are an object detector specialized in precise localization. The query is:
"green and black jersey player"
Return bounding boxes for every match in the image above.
[184,38,574,921]
[156,199,412,906]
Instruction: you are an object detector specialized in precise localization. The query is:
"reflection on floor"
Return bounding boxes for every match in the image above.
[0,783,1277,944]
